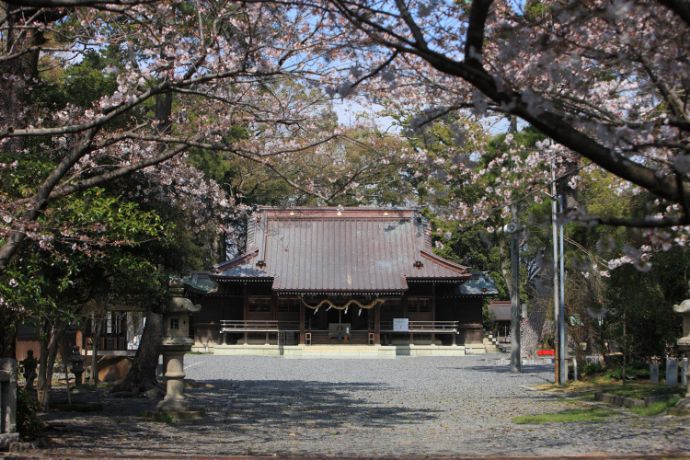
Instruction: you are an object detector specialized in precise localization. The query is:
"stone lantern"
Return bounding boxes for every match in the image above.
[157,278,201,416]
[69,346,84,388]
[673,298,690,411]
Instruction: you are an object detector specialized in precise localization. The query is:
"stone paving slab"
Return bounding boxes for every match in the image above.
[20,355,690,458]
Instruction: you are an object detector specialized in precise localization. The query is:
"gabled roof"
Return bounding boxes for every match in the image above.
[212,207,471,294]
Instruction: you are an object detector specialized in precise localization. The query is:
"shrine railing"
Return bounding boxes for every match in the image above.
[378,320,459,334]
[219,320,301,333]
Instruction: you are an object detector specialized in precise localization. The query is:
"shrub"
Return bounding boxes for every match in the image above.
[605,362,650,380]
[16,388,44,441]
[583,362,603,377]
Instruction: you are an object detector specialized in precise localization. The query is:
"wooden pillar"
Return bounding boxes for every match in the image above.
[271,293,278,345]
[242,283,248,321]
[299,301,305,345]
[431,283,436,345]
[374,304,381,345]
[243,283,249,345]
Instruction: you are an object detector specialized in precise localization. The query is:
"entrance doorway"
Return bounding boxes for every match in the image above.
[306,306,372,344]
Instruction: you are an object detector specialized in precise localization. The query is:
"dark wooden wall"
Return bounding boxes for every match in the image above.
[189,281,486,346]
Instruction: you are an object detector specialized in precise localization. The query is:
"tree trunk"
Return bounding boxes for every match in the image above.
[111,311,162,395]
[0,309,17,359]
[0,3,40,277]
[90,313,102,385]
[621,310,627,384]
[37,321,66,409]
[0,3,42,146]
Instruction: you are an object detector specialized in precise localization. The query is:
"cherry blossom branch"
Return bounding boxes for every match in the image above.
[329,0,690,207]
[0,128,98,272]
[576,214,690,229]
[394,0,427,49]
[43,144,189,201]
[659,0,690,27]
[0,69,286,139]
[637,54,689,123]
[116,133,341,158]
[0,46,69,63]
[5,0,153,7]
[349,50,398,91]
[464,0,493,67]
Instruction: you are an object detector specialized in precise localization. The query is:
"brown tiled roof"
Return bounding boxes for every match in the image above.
[214,207,470,294]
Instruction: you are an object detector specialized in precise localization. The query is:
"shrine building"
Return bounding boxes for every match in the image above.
[184,207,497,357]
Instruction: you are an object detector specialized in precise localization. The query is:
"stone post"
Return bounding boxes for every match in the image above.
[681,358,688,387]
[157,278,201,417]
[673,299,690,409]
[0,359,19,450]
[666,357,678,386]
[650,357,660,384]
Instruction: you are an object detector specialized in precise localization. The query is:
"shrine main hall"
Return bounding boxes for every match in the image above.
[184,207,497,357]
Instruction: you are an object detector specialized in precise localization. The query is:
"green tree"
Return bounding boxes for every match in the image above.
[1,188,174,407]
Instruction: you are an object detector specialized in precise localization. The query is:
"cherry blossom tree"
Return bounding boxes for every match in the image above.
[287,0,689,224]
[0,0,341,275]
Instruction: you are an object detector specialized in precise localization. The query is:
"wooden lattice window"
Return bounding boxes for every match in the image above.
[248,297,271,313]
[277,299,300,313]
[407,297,431,313]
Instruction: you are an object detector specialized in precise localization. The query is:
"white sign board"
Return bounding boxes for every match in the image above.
[393,318,409,332]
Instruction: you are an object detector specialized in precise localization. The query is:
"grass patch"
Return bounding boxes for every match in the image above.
[571,391,597,402]
[599,382,682,400]
[535,378,683,399]
[533,375,620,393]
[142,411,176,424]
[512,407,615,424]
[629,395,681,416]
[531,372,685,418]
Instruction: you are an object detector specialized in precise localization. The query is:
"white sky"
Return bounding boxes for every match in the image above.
[332,98,399,133]
[333,97,524,137]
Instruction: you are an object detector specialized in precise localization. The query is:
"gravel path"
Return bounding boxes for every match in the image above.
[33,354,690,458]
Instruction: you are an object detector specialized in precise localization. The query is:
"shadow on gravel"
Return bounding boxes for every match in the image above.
[41,379,441,455]
[188,379,439,431]
[449,365,552,374]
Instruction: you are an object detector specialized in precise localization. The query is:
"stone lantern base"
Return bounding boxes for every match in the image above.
[675,342,690,415]
[156,338,202,420]
[673,300,690,414]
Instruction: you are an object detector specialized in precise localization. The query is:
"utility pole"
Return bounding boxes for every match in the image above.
[508,203,521,373]
[551,160,560,384]
[558,194,567,384]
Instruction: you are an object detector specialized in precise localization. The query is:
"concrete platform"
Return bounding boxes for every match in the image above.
[209,344,469,358]
[396,345,466,356]
[212,344,283,356]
